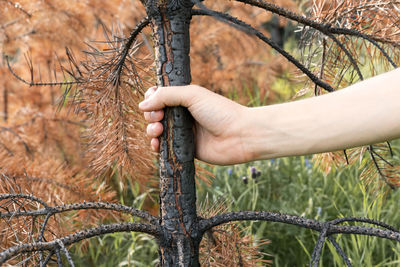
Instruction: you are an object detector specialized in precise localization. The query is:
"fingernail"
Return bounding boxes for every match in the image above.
[150,124,156,135]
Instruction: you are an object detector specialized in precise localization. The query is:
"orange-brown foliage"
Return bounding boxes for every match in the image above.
[190,0,299,105]
[307,0,400,189]
[199,199,271,266]
[1,0,298,262]
[0,0,151,255]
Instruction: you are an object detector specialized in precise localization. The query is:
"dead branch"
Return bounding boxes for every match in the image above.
[0,222,161,264]
[192,9,335,92]
[0,194,158,224]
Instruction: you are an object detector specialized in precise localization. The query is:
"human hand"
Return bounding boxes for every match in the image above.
[139,85,252,165]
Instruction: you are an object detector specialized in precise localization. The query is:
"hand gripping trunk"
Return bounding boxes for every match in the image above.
[145,1,201,266]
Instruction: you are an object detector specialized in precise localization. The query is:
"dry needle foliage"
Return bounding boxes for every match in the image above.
[199,199,271,266]
[300,0,400,190]
[1,0,297,263]
[295,0,400,95]
[191,0,298,104]
[2,0,400,265]
[0,0,152,254]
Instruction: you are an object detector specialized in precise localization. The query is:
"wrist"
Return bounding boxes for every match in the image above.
[240,104,300,161]
[238,106,276,162]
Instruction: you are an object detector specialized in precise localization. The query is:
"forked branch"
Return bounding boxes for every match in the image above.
[0,194,159,224]
[199,211,400,241]
[5,55,84,87]
[199,211,399,266]
[109,17,150,86]
[192,9,335,92]
[235,0,398,68]
[5,17,150,89]
[0,222,161,264]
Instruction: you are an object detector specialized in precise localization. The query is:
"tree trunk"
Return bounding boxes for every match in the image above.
[144,1,201,266]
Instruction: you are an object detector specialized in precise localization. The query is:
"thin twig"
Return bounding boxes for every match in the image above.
[0,222,160,264]
[235,0,398,68]
[192,9,334,92]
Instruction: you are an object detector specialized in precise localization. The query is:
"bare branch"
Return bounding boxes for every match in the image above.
[40,250,55,267]
[0,222,160,264]
[328,236,352,267]
[56,240,75,267]
[111,17,150,86]
[5,56,85,87]
[310,224,329,267]
[331,216,399,233]
[327,33,363,80]
[0,195,159,224]
[235,0,398,68]
[199,211,400,242]
[368,146,396,189]
[192,9,335,92]
[0,194,49,209]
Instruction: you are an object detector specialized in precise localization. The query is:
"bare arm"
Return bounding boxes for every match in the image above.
[244,68,400,161]
[139,68,400,165]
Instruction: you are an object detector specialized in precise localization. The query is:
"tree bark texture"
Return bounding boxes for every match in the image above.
[144,1,200,266]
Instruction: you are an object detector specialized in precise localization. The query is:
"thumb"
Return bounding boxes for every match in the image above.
[139,85,198,111]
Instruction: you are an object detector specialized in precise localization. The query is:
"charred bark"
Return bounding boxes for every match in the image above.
[144,1,201,266]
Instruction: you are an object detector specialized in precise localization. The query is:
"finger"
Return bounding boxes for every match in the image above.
[145,86,157,99]
[139,85,201,111]
[151,138,160,152]
[144,110,164,122]
[146,122,163,138]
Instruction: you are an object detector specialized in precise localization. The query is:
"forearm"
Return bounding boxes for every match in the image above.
[243,68,400,161]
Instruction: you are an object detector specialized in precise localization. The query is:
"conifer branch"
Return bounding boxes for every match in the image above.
[328,27,398,68]
[368,146,396,189]
[5,17,150,90]
[310,223,329,267]
[5,56,85,87]
[0,195,158,224]
[111,17,150,86]
[234,0,398,68]
[0,194,50,209]
[192,9,335,92]
[328,236,352,267]
[0,222,161,264]
[199,211,400,242]
[326,33,363,80]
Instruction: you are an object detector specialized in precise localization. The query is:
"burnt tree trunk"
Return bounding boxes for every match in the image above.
[143,1,201,266]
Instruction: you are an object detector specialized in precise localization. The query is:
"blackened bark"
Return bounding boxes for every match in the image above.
[144,1,201,266]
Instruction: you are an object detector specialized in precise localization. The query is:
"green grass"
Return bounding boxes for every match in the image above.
[70,188,160,267]
[70,48,400,265]
[72,141,400,266]
[196,143,400,266]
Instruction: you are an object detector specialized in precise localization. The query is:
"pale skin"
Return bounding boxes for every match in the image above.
[139,68,400,165]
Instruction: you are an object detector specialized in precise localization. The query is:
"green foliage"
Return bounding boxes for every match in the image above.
[197,140,400,266]
[71,231,159,267]
[71,187,159,266]
[72,142,400,266]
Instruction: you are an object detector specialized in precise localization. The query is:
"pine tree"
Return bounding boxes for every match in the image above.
[1,0,400,266]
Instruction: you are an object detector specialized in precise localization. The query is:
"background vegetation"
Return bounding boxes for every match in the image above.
[1,0,400,266]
